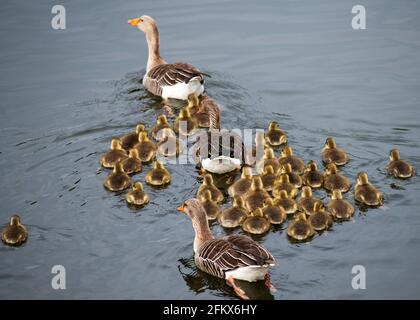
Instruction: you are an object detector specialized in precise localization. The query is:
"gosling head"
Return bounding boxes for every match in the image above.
[187,94,199,107]
[325,137,337,149]
[10,215,21,226]
[264,165,275,175]
[281,146,293,157]
[264,147,275,159]
[313,201,324,212]
[157,114,169,125]
[241,167,253,179]
[331,189,342,200]
[179,107,191,118]
[301,186,313,198]
[357,172,369,185]
[135,124,146,134]
[200,190,213,202]
[132,181,144,191]
[251,176,264,191]
[278,173,290,184]
[268,121,279,131]
[233,195,245,208]
[389,149,400,161]
[129,148,140,159]
[113,161,125,173]
[138,131,150,142]
[277,190,289,199]
[281,163,292,174]
[110,139,122,150]
[307,160,318,171]
[325,163,338,175]
[153,160,165,170]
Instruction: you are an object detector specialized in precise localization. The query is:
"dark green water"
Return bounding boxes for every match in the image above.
[0,0,419,299]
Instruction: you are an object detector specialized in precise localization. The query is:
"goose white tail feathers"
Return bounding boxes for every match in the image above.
[202,156,241,174]
[161,75,205,100]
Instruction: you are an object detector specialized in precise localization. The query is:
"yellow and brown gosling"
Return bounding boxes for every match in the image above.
[133,131,157,163]
[272,174,298,198]
[218,196,248,228]
[243,176,271,212]
[120,124,146,150]
[103,162,131,192]
[121,149,142,174]
[287,212,314,241]
[322,137,349,166]
[186,93,200,115]
[387,149,415,179]
[199,190,221,221]
[145,160,171,187]
[297,186,323,215]
[280,163,302,189]
[302,160,323,188]
[227,167,253,198]
[156,128,183,157]
[354,172,383,207]
[197,174,224,203]
[308,202,332,231]
[265,121,287,146]
[327,189,354,221]
[151,114,172,141]
[125,182,149,207]
[262,198,286,225]
[279,146,305,174]
[273,190,298,215]
[261,165,277,192]
[256,147,280,174]
[100,139,128,168]
[192,95,219,128]
[1,215,28,246]
[174,107,198,136]
[323,163,352,193]
[242,208,271,235]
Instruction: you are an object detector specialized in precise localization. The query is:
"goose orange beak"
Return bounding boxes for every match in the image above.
[128,18,141,27]
[177,204,186,212]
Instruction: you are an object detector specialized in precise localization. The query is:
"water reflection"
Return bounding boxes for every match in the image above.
[178,256,274,300]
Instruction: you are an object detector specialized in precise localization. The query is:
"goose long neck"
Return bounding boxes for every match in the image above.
[145,26,165,72]
[191,213,213,253]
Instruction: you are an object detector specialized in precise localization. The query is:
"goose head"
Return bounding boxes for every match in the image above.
[128,15,158,34]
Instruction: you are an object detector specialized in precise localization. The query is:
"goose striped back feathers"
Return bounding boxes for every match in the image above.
[143,62,207,97]
[195,235,275,279]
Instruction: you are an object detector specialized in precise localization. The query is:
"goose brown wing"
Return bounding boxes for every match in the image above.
[147,62,206,87]
[192,129,245,164]
[196,235,275,278]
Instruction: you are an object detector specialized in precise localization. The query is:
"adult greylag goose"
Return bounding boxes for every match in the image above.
[192,98,245,175]
[128,15,208,100]
[178,198,276,300]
